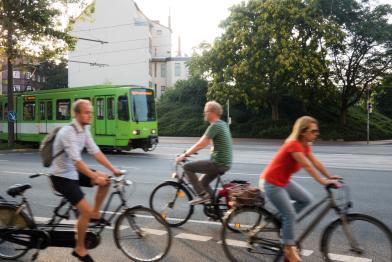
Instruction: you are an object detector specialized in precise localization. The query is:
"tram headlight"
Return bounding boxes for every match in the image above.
[151,129,156,134]
[132,129,140,135]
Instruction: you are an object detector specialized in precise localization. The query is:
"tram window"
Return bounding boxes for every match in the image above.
[23,102,36,121]
[108,98,115,120]
[56,99,71,120]
[39,102,46,120]
[47,101,53,120]
[118,96,129,121]
[96,98,104,120]
[0,103,2,120]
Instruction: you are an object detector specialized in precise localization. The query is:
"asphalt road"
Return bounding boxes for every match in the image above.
[0,138,391,262]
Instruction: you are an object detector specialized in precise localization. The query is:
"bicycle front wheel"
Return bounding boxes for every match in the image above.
[0,204,31,260]
[321,213,392,262]
[221,206,282,262]
[149,181,193,227]
[114,206,172,262]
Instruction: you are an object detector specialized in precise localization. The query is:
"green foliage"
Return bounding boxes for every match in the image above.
[157,77,209,136]
[39,59,68,89]
[316,0,392,125]
[376,75,392,118]
[190,0,340,121]
[157,78,392,140]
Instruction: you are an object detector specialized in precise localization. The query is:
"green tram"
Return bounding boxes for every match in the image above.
[0,85,158,151]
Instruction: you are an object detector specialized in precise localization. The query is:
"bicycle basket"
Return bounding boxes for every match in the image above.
[228,184,265,207]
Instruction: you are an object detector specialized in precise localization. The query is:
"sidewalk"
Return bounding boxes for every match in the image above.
[159,136,392,146]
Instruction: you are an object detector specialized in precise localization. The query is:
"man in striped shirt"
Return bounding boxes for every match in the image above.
[176,101,233,205]
[50,99,122,262]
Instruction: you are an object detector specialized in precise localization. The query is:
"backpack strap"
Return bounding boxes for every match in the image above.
[52,123,79,160]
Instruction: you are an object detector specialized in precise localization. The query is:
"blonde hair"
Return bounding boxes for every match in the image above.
[73,99,91,113]
[286,116,318,143]
[205,101,223,117]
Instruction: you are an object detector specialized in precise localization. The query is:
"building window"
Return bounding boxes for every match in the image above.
[13,85,21,92]
[23,102,36,121]
[13,71,20,79]
[25,72,32,79]
[175,63,181,77]
[161,86,166,94]
[118,96,129,121]
[47,101,53,120]
[108,98,115,120]
[26,85,32,91]
[156,30,162,35]
[161,63,166,78]
[37,75,41,82]
[56,99,71,120]
[42,76,46,83]
[154,63,157,77]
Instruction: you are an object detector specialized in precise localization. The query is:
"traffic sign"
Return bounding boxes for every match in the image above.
[7,111,16,122]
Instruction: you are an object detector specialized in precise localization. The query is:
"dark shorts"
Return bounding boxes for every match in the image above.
[50,172,94,206]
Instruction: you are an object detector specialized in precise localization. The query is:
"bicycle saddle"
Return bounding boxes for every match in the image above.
[7,184,32,198]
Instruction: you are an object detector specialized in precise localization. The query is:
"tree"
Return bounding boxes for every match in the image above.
[316,0,392,125]
[190,0,339,121]
[0,0,88,146]
[375,75,392,118]
[39,59,68,89]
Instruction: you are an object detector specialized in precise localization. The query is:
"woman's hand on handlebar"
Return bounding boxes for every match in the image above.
[175,154,187,164]
[322,178,342,188]
[112,168,124,177]
[329,175,343,180]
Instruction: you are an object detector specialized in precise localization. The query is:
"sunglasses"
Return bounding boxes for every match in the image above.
[309,129,320,134]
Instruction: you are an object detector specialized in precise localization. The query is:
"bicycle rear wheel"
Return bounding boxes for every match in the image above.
[0,205,31,260]
[149,181,193,227]
[321,213,392,262]
[221,206,282,262]
[114,206,172,262]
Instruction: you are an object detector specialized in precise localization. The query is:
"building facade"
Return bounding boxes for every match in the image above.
[68,0,189,97]
[0,57,45,95]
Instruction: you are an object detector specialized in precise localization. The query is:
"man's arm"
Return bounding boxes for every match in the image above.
[176,135,210,163]
[306,152,341,180]
[93,151,121,175]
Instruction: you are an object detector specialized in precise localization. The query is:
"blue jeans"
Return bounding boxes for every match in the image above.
[263,180,313,245]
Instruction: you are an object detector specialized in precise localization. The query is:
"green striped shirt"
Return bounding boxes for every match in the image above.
[205,120,233,167]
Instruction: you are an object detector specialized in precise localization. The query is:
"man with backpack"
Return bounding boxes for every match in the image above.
[47,99,121,262]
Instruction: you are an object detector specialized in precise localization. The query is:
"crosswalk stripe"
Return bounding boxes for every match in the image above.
[175,233,212,242]
[328,253,372,262]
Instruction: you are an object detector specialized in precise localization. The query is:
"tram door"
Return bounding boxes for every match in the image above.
[38,100,53,134]
[94,96,116,136]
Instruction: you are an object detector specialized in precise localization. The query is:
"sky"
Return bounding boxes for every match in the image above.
[135,0,392,56]
[135,0,242,56]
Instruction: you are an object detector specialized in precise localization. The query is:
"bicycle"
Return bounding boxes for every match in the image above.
[149,157,239,230]
[221,180,392,262]
[0,172,172,262]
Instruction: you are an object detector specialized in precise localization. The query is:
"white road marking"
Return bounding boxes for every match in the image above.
[32,215,374,261]
[175,233,212,242]
[300,249,314,256]
[2,171,34,175]
[0,159,9,162]
[328,253,372,262]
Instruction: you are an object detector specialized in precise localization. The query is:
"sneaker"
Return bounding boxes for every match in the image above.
[189,193,211,205]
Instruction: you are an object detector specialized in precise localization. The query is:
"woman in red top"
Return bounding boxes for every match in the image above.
[260,116,340,262]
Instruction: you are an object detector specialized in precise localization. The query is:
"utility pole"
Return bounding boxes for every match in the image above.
[367,87,372,145]
[7,27,15,147]
[227,99,231,126]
